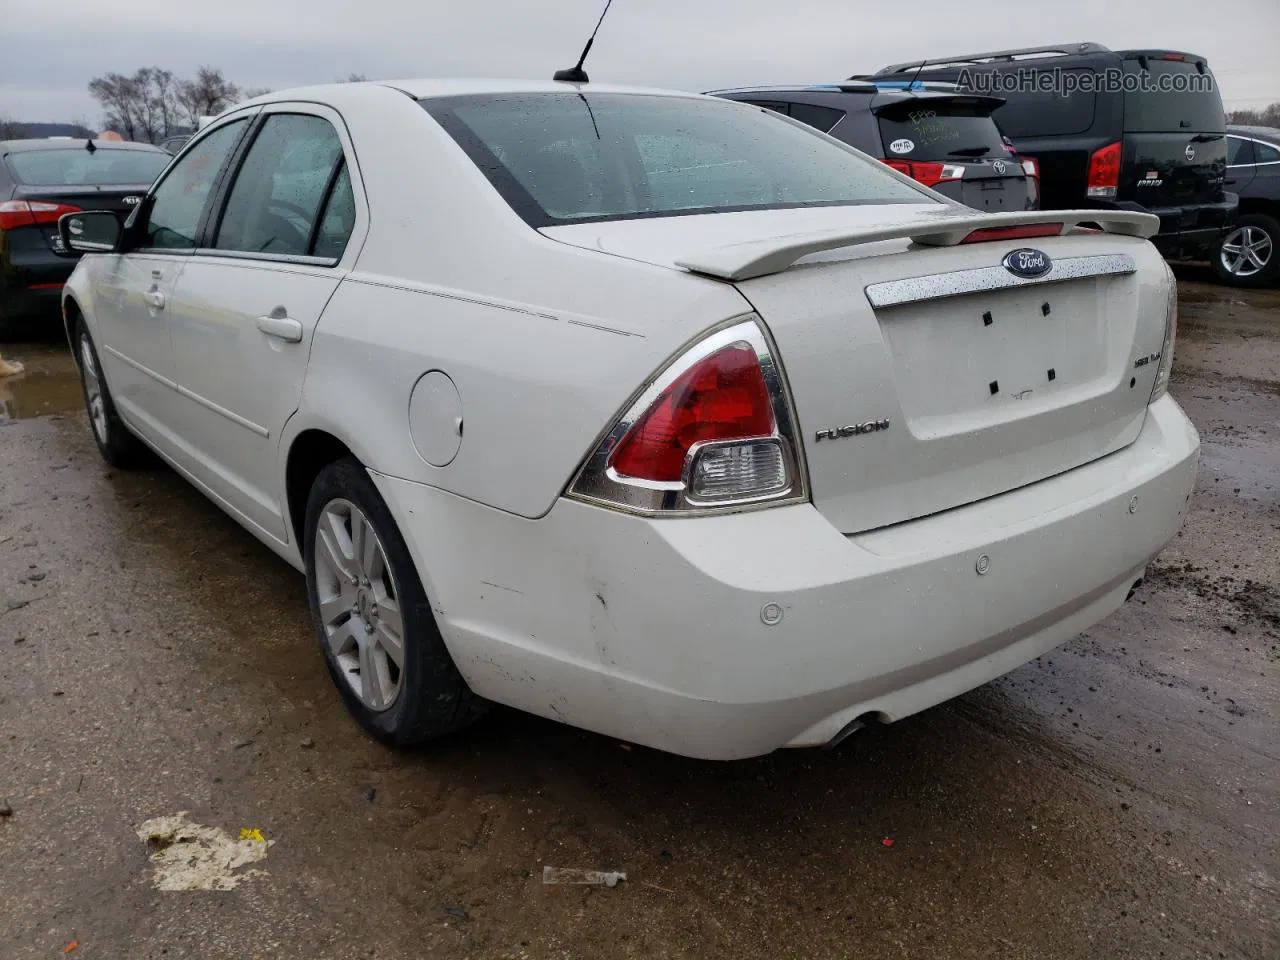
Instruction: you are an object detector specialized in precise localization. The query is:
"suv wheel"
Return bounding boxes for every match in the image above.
[304,457,488,745]
[75,322,147,467]
[1212,214,1279,288]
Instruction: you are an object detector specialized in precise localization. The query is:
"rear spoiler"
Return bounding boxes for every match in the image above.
[674,210,1159,281]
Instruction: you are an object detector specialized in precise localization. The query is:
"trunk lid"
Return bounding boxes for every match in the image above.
[546,208,1171,533]
[735,233,1171,533]
[12,183,150,253]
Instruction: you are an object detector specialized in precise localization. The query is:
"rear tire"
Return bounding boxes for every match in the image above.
[1211,213,1280,288]
[304,457,488,746]
[74,321,147,468]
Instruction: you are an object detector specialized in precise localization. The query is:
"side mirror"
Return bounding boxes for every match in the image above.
[58,210,122,255]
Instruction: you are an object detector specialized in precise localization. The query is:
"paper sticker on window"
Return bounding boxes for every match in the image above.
[888,138,915,155]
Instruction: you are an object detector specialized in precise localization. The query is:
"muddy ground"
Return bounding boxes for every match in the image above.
[0,269,1276,959]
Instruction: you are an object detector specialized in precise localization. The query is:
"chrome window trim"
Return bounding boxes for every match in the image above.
[1227,134,1280,168]
[864,253,1137,309]
[192,248,340,268]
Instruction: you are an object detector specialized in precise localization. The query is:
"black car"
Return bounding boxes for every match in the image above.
[0,138,171,337]
[1210,126,1280,287]
[874,43,1235,261]
[709,81,1040,212]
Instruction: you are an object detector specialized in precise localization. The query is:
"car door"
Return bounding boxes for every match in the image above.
[1224,135,1256,194]
[165,105,365,542]
[1247,137,1280,198]
[89,117,251,449]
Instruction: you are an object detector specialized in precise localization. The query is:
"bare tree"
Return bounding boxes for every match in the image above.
[1227,101,1280,127]
[339,73,369,83]
[88,71,144,140]
[0,116,23,139]
[175,67,242,126]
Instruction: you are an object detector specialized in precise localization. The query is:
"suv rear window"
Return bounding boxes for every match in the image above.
[422,93,927,227]
[975,68,1098,139]
[1122,60,1225,133]
[6,148,170,186]
[875,100,1014,161]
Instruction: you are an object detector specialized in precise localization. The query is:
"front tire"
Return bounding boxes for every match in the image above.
[1211,213,1280,288]
[304,457,487,746]
[75,321,146,468]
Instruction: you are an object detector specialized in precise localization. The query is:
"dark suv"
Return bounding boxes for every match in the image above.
[708,81,1039,213]
[874,43,1235,261]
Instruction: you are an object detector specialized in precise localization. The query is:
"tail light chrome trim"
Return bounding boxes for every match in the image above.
[566,316,809,516]
[864,253,1137,309]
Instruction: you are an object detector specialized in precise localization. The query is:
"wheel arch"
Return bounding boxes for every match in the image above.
[284,428,357,551]
[1236,197,1280,220]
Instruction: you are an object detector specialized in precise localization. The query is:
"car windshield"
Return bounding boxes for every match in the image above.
[421,92,930,227]
[875,100,1014,160]
[6,147,171,186]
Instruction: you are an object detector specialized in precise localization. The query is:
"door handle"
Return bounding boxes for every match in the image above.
[256,313,304,343]
[144,289,165,310]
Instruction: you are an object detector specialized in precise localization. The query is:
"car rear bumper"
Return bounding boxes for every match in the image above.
[1,227,77,324]
[372,395,1200,760]
[1103,196,1238,257]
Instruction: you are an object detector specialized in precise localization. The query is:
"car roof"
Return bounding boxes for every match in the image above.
[238,78,707,107]
[1228,125,1280,142]
[0,138,166,153]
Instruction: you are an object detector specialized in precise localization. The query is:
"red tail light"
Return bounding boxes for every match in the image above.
[610,341,775,482]
[1020,156,1040,180]
[880,158,965,188]
[960,223,1064,244]
[0,200,82,231]
[1087,142,1121,199]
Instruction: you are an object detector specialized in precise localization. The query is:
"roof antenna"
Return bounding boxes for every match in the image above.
[553,0,615,83]
[905,58,928,93]
[84,138,97,154]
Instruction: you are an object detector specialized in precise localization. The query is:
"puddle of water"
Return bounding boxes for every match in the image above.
[0,343,84,423]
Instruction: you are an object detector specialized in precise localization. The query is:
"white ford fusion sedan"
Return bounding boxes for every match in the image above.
[58,79,1199,760]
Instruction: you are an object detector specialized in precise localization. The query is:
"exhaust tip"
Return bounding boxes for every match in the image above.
[1126,577,1144,602]
[824,713,883,750]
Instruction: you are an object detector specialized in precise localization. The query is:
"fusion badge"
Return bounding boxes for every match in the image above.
[815,419,890,442]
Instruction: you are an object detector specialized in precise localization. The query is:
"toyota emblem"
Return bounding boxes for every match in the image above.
[992,159,1007,175]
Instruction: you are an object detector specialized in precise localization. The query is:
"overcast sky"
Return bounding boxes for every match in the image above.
[2,0,1277,123]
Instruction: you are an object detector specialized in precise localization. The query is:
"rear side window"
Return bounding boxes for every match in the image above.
[976,69,1098,138]
[1226,137,1255,166]
[875,101,1013,161]
[1122,60,1224,133]
[788,103,847,134]
[423,92,928,228]
[215,114,347,258]
[1257,141,1280,164]
[7,148,170,187]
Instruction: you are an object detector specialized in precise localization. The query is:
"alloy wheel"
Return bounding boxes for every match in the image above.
[79,334,108,443]
[1219,225,1274,278]
[313,498,405,711]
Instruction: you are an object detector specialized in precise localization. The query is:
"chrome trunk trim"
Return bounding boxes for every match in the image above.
[864,253,1137,308]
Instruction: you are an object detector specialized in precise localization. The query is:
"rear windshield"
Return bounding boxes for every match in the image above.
[875,100,1014,160]
[6,147,170,187]
[1122,59,1225,133]
[972,69,1099,139]
[421,92,929,227]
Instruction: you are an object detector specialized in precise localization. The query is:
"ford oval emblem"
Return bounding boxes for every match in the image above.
[1002,247,1052,279]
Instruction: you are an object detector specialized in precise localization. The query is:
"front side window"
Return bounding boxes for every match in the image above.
[215,114,347,257]
[6,148,171,187]
[422,92,929,228]
[143,118,248,251]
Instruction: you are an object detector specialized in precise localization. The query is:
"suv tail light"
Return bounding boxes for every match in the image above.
[1020,156,1040,180]
[1086,142,1121,199]
[0,200,82,231]
[880,158,965,188]
[567,318,807,515]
